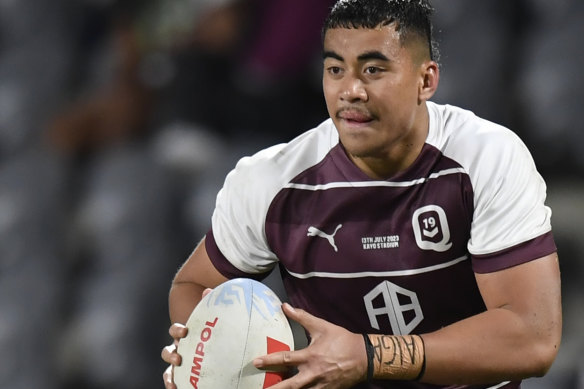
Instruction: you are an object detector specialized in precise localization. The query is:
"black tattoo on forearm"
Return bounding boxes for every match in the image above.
[367,334,426,380]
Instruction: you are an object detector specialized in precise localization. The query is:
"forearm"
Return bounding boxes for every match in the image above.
[168,281,207,325]
[415,255,563,385]
[420,306,560,385]
[363,306,559,385]
[168,237,230,325]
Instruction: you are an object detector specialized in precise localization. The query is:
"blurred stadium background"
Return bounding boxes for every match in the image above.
[0,0,582,388]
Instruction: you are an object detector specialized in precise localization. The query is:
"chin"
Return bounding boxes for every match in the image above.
[342,141,379,160]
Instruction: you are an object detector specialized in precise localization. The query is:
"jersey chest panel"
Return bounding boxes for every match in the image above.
[265,145,485,334]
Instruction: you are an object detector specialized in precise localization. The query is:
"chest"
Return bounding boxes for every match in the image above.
[265,172,474,275]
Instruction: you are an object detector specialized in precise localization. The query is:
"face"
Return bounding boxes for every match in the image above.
[322,25,438,177]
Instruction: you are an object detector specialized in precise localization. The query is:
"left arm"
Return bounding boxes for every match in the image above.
[421,252,562,384]
[254,253,562,387]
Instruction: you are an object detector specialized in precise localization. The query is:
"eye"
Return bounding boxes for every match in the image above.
[365,66,381,75]
[327,66,342,75]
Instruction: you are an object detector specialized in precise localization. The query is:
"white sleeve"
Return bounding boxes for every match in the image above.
[211,145,285,274]
[210,120,339,274]
[465,122,552,255]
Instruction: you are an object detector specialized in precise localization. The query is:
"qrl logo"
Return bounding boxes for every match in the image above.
[412,205,452,252]
[363,281,423,335]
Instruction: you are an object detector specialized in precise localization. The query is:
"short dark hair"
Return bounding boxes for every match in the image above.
[322,0,439,62]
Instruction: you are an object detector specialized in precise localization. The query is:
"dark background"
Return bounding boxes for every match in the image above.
[0,1,582,388]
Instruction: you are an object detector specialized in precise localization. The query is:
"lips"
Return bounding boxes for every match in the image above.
[337,109,373,123]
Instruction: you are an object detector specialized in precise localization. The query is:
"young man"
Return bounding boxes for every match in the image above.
[162,1,562,388]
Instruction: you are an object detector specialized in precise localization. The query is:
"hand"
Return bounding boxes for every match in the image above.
[161,323,188,389]
[161,288,213,389]
[253,303,367,389]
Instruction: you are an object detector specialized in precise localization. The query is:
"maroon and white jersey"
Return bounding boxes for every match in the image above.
[205,102,556,389]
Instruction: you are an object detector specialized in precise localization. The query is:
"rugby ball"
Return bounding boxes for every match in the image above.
[174,278,294,389]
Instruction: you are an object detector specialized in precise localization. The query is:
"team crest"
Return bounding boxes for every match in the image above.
[412,205,452,252]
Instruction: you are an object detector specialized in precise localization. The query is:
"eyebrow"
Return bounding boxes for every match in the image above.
[323,50,343,61]
[323,50,390,62]
[357,51,390,62]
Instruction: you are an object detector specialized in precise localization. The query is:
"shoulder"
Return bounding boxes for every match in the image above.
[427,102,524,154]
[210,119,339,273]
[213,118,339,241]
[426,101,535,182]
[226,119,339,194]
[425,103,552,257]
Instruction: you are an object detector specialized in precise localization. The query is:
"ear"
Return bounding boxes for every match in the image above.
[418,61,439,103]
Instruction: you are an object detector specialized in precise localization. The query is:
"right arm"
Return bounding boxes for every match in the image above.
[169,237,229,325]
[162,237,229,389]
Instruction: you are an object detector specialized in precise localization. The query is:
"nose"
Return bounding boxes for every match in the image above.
[341,76,368,102]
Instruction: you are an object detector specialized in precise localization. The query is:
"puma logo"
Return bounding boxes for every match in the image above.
[307,224,343,252]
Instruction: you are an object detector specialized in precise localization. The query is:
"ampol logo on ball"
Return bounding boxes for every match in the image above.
[174,279,294,389]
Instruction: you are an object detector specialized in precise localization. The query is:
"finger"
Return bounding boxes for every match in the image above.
[281,303,324,334]
[253,348,307,369]
[202,288,213,298]
[161,344,182,366]
[163,365,177,389]
[169,323,188,340]
[259,370,312,389]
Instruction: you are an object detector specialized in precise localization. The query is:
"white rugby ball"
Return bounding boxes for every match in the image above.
[174,278,294,389]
